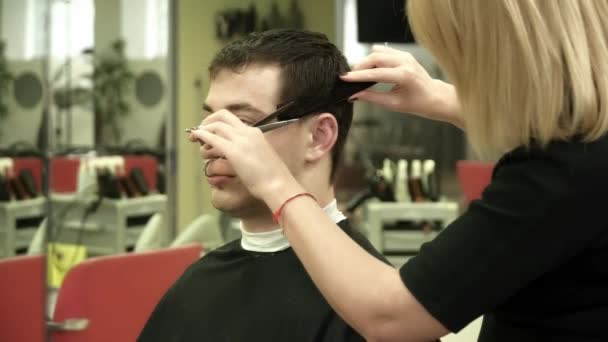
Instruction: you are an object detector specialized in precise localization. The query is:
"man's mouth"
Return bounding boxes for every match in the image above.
[207,175,235,187]
[205,160,236,186]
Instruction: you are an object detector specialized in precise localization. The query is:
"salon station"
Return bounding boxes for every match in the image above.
[1,1,518,341]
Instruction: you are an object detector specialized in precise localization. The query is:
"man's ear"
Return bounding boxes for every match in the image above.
[305,113,338,163]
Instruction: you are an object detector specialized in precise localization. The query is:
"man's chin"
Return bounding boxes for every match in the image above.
[210,189,266,218]
[211,189,247,214]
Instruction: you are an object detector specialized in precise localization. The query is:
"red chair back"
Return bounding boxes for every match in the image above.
[456,160,495,206]
[13,157,43,193]
[51,245,201,342]
[49,157,81,193]
[0,255,46,342]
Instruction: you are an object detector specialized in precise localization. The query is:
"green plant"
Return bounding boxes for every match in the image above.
[91,39,134,145]
[0,41,13,120]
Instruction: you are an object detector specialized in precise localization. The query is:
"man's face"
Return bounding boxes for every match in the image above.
[203,64,308,218]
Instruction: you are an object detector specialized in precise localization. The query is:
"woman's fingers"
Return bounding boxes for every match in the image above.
[190,121,242,158]
[195,129,235,158]
[188,133,199,142]
[371,44,403,55]
[350,51,404,71]
[199,121,240,140]
[189,123,232,145]
[189,109,244,144]
[342,67,409,86]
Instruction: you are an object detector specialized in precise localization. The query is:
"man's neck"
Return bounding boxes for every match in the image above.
[241,185,335,233]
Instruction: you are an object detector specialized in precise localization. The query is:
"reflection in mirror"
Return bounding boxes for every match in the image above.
[0,0,48,259]
[43,0,175,340]
[47,0,172,258]
[0,1,49,341]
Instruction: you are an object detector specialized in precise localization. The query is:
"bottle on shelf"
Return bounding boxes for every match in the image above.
[408,159,425,202]
[422,159,439,201]
[381,158,395,187]
[394,159,411,202]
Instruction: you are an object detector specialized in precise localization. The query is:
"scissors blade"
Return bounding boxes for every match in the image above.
[257,118,300,132]
[253,101,296,127]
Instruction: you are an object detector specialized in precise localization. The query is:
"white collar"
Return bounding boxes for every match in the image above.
[240,199,346,253]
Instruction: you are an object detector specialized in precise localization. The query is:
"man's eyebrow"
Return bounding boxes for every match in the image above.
[202,102,266,116]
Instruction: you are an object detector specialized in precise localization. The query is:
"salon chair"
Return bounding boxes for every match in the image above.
[48,244,202,342]
[0,255,45,342]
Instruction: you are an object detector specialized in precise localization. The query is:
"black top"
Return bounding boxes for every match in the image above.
[139,220,388,342]
[401,136,608,342]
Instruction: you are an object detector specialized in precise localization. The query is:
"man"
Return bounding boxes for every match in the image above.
[138,29,387,342]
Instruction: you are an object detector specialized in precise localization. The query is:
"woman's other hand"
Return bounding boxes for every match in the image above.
[341,45,464,129]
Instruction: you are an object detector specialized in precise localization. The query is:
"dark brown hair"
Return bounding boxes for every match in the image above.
[209,29,353,180]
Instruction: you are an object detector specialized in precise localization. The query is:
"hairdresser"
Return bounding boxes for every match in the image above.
[191,1,608,341]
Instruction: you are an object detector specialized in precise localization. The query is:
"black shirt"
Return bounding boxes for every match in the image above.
[139,220,388,342]
[401,136,608,341]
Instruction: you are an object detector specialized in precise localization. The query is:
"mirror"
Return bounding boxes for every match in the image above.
[0,0,48,259]
[42,0,175,339]
[44,0,175,261]
[0,0,49,341]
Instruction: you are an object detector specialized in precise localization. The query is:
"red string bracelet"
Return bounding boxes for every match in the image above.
[273,193,316,224]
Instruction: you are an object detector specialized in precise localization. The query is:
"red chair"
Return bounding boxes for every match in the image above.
[0,255,45,342]
[50,245,202,342]
[456,160,495,206]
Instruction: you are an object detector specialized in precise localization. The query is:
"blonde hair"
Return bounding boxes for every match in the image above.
[408,0,608,157]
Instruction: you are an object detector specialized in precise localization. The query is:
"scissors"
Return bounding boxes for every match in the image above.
[184,100,298,134]
[185,79,377,134]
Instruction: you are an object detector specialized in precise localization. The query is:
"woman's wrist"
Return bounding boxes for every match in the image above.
[260,174,307,214]
[431,80,464,129]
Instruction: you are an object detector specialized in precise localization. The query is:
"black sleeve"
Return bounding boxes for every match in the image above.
[399,156,606,332]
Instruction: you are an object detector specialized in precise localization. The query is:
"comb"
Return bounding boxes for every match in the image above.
[276,79,376,121]
[331,78,376,102]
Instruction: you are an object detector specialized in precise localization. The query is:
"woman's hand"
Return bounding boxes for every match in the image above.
[188,110,305,209]
[341,45,464,129]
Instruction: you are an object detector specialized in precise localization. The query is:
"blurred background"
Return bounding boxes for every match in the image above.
[0,0,487,340]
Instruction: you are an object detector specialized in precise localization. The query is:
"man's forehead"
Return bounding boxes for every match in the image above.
[211,64,282,86]
[206,65,282,115]
[202,101,266,118]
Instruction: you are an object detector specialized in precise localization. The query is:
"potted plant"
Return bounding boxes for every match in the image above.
[89,39,134,146]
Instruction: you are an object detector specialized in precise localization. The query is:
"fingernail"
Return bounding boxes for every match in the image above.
[185,125,199,133]
[348,97,358,103]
